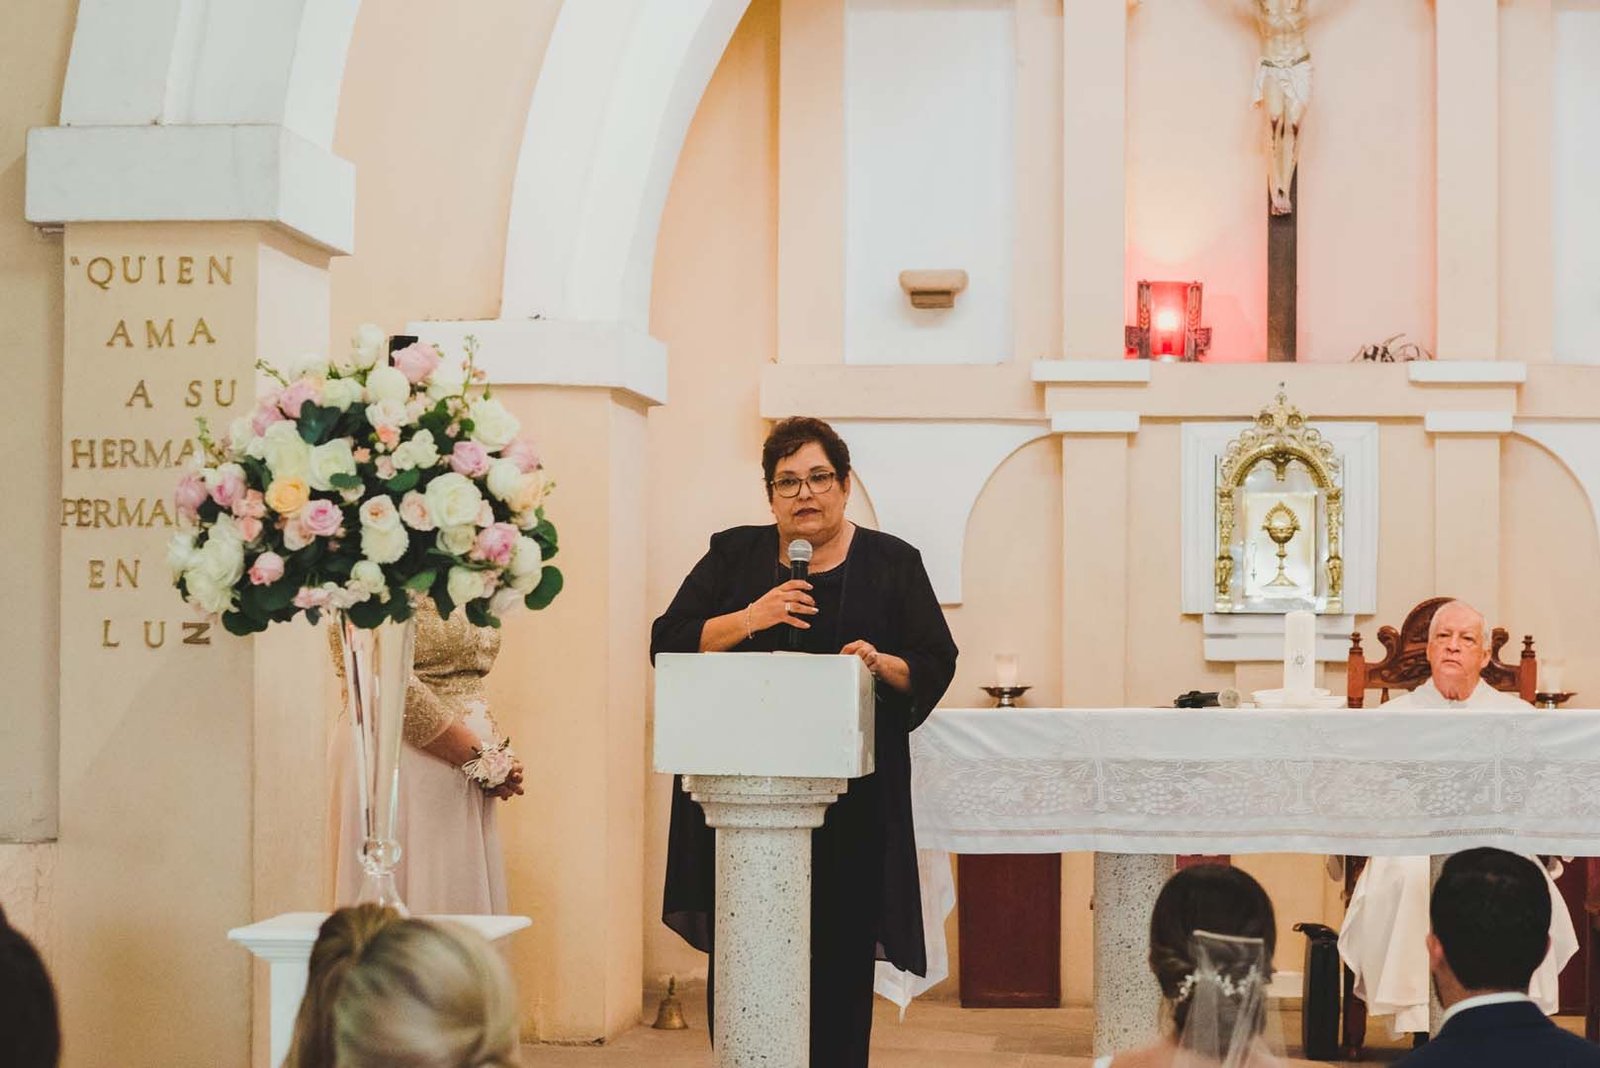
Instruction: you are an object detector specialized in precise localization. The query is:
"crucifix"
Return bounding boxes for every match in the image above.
[1250,0,1311,362]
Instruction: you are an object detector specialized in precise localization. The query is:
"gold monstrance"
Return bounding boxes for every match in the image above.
[1261,500,1302,589]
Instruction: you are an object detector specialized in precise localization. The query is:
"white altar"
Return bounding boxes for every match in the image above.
[898,706,1600,1053]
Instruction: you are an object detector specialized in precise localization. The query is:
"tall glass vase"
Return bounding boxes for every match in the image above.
[336,610,417,914]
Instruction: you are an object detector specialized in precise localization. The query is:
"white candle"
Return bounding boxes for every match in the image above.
[1283,610,1316,699]
[995,652,1019,688]
[1541,659,1565,695]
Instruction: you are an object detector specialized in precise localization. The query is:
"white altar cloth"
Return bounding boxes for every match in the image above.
[874,707,1600,1009]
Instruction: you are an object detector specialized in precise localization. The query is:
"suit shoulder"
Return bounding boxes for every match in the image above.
[707,525,775,553]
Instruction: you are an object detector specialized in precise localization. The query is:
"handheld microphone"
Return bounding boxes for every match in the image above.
[787,539,812,650]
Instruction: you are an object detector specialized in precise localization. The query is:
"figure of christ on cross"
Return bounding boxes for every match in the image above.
[1251,0,1311,216]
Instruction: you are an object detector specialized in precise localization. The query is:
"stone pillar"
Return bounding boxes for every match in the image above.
[1061,0,1128,360]
[1436,0,1499,360]
[1430,853,1448,1035]
[54,222,333,1068]
[413,317,661,1043]
[1093,852,1175,1055]
[689,775,848,1068]
[1425,415,1508,621]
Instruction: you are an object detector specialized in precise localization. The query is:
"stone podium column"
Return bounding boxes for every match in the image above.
[655,652,876,1068]
[1093,852,1176,1056]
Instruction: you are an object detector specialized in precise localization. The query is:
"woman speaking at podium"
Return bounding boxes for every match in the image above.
[651,416,958,1067]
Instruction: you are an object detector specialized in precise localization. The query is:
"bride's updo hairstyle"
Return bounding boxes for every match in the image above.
[1148,864,1277,1037]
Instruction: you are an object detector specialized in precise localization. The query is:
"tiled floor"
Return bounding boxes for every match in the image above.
[516,992,1467,1066]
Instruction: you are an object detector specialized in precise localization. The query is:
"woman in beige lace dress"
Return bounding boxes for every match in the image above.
[331,600,522,914]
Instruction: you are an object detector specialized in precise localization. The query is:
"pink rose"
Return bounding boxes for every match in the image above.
[376,425,401,450]
[292,586,330,610]
[302,499,343,538]
[282,515,314,552]
[353,447,372,464]
[208,465,246,509]
[391,342,442,384]
[252,394,287,435]
[233,489,266,520]
[502,439,540,473]
[375,456,397,480]
[236,516,264,543]
[449,440,491,478]
[278,378,321,419]
[249,551,286,585]
[399,491,435,531]
[472,523,520,567]
[175,470,208,522]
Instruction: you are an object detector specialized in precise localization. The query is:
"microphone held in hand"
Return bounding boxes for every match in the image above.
[787,539,813,650]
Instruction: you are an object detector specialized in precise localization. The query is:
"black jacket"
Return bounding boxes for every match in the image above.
[651,524,959,975]
[1397,999,1600,1068]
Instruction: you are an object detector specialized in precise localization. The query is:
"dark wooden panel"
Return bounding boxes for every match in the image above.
[956,853,1061,1008]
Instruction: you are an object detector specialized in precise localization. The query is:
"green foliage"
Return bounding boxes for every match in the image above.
[525,565,564,611]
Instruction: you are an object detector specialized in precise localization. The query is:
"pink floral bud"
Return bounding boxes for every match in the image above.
[208,465,246,509]
[278,378,321,419]
[449,440,491,478]
[375,456,397,481]
[236,516,264,543]
[233,489,267,520]
[352,447,372,464]
[502,439,540,473]
[376,425,401,450]
[249,551,286,585]
[391,342,442,384]
[292,586,330,609]
[252,393,287,435]
[301,499,344,538]
[472,523,520,567]
[175,470,209,522]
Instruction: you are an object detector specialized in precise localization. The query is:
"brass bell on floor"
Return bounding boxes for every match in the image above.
[652,975,688,1030]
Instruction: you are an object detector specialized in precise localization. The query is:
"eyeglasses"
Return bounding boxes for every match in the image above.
[770,471,838,498]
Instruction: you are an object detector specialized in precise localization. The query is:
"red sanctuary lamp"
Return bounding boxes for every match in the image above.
[1126,280,1212,361]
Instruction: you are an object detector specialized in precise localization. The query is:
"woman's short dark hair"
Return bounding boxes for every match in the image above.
[0,906,60,1068]
[761,417,851,494]
[1148,864,1277,1036]
[1431,848,1550,992]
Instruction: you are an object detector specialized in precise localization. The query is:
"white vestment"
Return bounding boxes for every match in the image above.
[1337,678,1580,1033]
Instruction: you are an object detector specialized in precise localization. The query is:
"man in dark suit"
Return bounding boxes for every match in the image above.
[1398,847,1600,1067]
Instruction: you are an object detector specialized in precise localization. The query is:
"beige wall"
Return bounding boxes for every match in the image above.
[0,0,73,851]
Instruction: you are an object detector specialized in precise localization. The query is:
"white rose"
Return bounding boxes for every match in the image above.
[490,586,525,619]
[282,516,314,552]
[485,459,525,503]
[508,469,550,515]
[508,536,543,594]
[321,377,364,412]
[259,421,311,480]
[399,490,435,531]
[360,523,409,565]
[167,531,200,580]
[194,535,245,588]
[226,417,255,456]
[350,324,386,371]
[436,524,476,556]
[292,352,330,378]
[391,429,440,472]
[426,364,466,402]
[359,495,402,533]
[350,560,389,598]
[447,566,489,606]
[424,473,483,529]
[467,398,519,452]
[366,365,411,407]
[307,439,358,492]
[364,400,411,435]
[183,569,234,615]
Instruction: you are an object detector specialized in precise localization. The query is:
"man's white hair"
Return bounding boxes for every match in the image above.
[1428,600,1488,646]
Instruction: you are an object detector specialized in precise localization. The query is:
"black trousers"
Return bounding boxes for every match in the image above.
[708,783,883,1067]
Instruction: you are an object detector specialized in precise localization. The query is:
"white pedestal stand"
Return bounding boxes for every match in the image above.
[1093,852,1177,1056]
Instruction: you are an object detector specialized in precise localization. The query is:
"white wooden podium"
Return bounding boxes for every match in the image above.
[654,652,875,1068]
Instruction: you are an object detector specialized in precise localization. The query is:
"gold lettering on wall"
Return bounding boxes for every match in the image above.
[184,379,236,408]
[60,496,175,529]
[106,320,132,347]
[146,319,175,348]
[125,380,152,408]
[182,622,212,646]
[189,318,215,346]
[85,558,142,589]
[143,621,166,649]
[68,437,208,469]
[72,253,235,291]
[88,559,105,589]
[101,619,119,648]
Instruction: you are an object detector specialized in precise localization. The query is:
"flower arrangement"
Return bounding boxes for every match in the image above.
[168,325,562,634]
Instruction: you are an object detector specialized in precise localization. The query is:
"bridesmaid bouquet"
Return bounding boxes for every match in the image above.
[168,325,563,635]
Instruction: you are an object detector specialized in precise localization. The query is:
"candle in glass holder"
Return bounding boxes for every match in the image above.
[994,652,1019,688]
[1540,658,1565,695]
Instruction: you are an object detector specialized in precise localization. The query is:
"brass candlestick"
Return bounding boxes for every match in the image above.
[981,685,1031,708]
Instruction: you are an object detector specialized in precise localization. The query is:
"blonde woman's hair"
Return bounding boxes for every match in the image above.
[332,918,521,1068]
[284,904,403,1068]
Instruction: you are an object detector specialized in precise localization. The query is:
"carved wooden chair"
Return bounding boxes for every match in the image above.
[1340,596,1541,1056]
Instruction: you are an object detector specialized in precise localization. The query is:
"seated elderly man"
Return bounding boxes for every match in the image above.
[1337,600,1579,1037]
